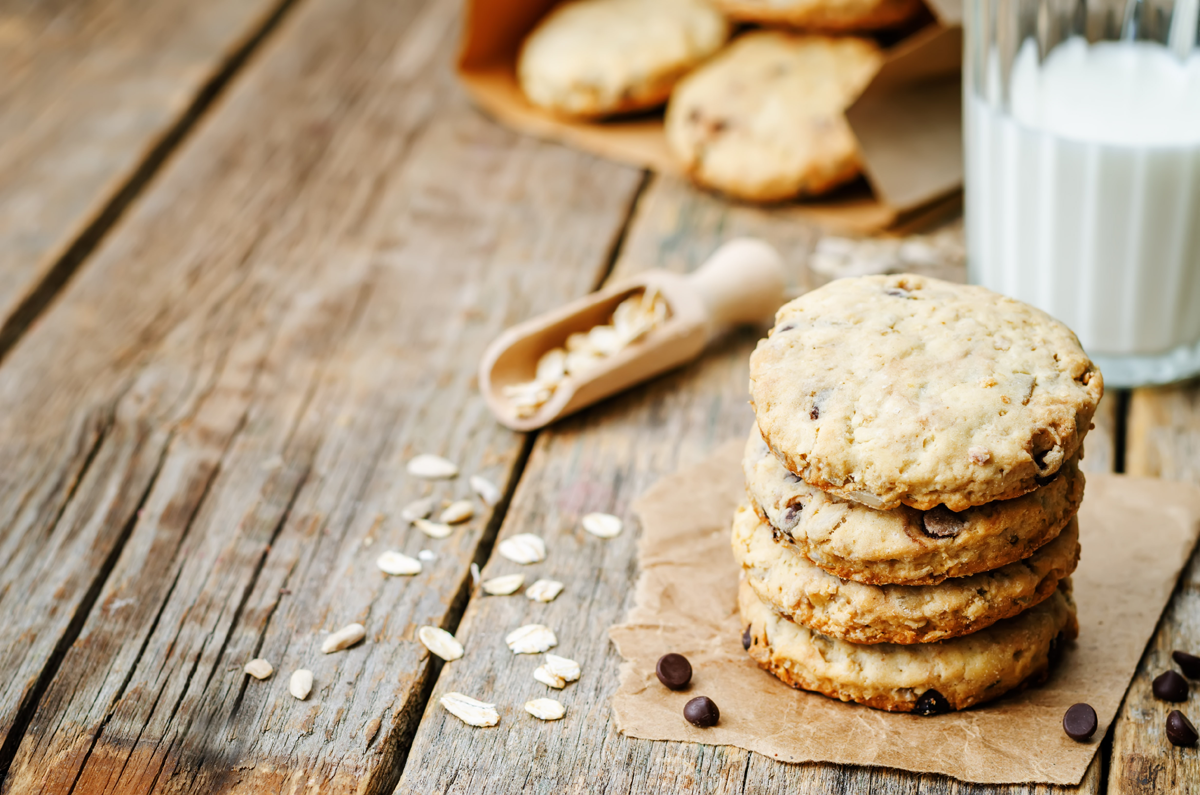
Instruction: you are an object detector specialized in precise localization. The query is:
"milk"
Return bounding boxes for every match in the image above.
[966,38,1200,377]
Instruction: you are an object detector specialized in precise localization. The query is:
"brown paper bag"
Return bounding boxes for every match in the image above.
[457,0,965,231]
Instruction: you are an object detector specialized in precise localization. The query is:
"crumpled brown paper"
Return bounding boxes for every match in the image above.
[610,440,1200,785]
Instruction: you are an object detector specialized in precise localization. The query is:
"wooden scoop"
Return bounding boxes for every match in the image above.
[480,238,786,431]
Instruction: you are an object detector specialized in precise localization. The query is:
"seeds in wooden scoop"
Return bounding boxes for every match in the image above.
[414,518,452,539]
[377,551,422,576]
[289,669,313,700]
[526,579,563,603]
[525,698,566,721]
[470,475,501,506]
[506,624,557,654]
[534,665,566,689]
[498,533,546,564]
[441,693,499,727]
[419,626,464,661]
[482,573,525,596]
[402,497,435,522]
[582,512,622,538]
[440,500,474,524]
[544,654,581,683]
[322,623,366,653]
[407,454,459,479]
[244,659,274,680]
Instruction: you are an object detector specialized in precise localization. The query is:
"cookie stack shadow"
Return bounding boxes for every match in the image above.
[734,273,1104,714]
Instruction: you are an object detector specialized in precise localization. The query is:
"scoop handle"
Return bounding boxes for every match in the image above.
[685,238,787,328]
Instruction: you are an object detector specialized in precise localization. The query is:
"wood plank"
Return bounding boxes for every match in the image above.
[1108,383,1200,793]
[0,0,294,355]
[0,0,645,790]
[395,177,1092,793]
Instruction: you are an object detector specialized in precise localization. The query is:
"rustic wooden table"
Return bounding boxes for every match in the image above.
[0,0,1195,792]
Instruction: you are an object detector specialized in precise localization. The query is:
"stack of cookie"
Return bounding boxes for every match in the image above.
[735,274,1104,713]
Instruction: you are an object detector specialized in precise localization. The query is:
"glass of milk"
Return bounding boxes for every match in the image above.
[965,0,1200,386]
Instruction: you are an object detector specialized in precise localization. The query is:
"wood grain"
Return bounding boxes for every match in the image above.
[394,175,1100,794]
[1109,383,1200,793]
[0,0,292,354]
[0,0,645,790]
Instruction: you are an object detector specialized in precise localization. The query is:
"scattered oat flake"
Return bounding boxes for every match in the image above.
[534,665,566,689]
[582,512,622,538]
[321,623,366,653]
[441,692,499,727]
[544,653,581,683]
[418,626,464,661]
[439,500,474,524]
[968,446,992,465]
[470,475,501,506]
[407,454,459,479]
[244,659,273,680]
[377,550,422,576]
[414,518,452,539]
[418,549,437,562]
[526,579,564,603]
[506,624,557,654]
[401,496,435,522]
[289,669,313,700]
[525,698,565,721]
[497,533,546,564]
[482,573,525,596]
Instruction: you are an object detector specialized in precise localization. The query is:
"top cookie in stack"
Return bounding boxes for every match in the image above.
[736,274,1104,713]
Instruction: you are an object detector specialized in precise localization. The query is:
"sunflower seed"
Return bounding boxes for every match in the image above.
[587,325,622,356]
[470,475,501,506]
[470,562,481,588]
[321,623,366,653]
[289,669,313,700]
[401,496,435,522]
[418,626,464,661]
[505,624,557,654]
[564,349,603,376]
[407,454,459,479]
[525,698,566,721]
[536,348,567,383]
[418,549,437,562]
[534,665,566,689]
[498,533,545,564]
[526,579,563,603]
[544,653,581,683]
[439,500,474,524]
[582,512,622,538]
[441,692,499,727]
[414,518,452,539]
[244,658,274,680]
[376,551,422,576]
[565,332,592,353]
[482,573,525,596]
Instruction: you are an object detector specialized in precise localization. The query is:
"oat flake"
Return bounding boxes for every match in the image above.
[376,551,422,576]
[526,579,564,603]
[497,533,546,564]
[407,454,459,479]
[534,665,565,689]
[482,573,525,596]
[418,626,464,661]
[505,624,557,654]
[525,698,566,721]
[401,497,435,522]
[582,512,623,538]
[414,518,452,539]
[439,500,474,524]
[470,475,501,506]
[543,653,581,683]
[244,658,274,680]
[441,692,499,727]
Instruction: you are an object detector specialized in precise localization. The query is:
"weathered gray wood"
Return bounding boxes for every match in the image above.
[0,0,645,790]
[1108,384,1200,793]
[0,0,291,352]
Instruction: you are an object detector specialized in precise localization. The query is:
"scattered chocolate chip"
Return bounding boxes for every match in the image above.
[771,526,783,543]
[885,288,912,298]
[913,689,950,716]
[1153,670,1189,702]
[810,406,819,420]
[921,507,966,538]
[742,626,752,651]
[1166,710,1199,747]
[1173,650,1200,679]
[1062,703,1097,741]
[784,471,803,484]
[776,323,796,333]
[684,696,720,727]
[656,653,692,690]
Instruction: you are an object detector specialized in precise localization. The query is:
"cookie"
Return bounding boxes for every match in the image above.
[749,274,1104,511]
[742,424,1085,584]
[518,0,730,119]
[732,502,1079,644]
[713,0,924,31]
[664,32,882,202]
[739,578,1079,712]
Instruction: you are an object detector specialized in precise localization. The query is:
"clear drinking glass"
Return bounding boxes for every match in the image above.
[965,0,1200,387]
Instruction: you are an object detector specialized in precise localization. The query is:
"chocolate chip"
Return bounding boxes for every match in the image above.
[742,626,752,651]
[656,653,692,690]
[780,504,802,531]
[885,288,912,298]
[1167,710,1199,747]
[683,696,720,727]
[776,323,796,333]
[810,406,819,420]
[1062,703,1097,741]
[921,507,966,538]
[1153,670,1189,702]
[913,689,950,715]
[1173,650,1200,679]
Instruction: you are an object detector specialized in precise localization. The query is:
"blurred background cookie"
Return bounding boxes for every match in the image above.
[665,32,882,203]
[714,0,924,31]
[518,0,730,119]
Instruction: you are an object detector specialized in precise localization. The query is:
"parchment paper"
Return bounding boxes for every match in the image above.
[610,440,1200,785]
